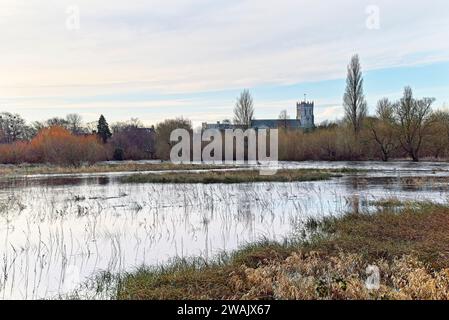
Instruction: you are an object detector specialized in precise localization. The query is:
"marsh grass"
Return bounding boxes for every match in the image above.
[308,201,449,269]
[120,169,342,184]
[114,202,449,300]
[0,162,236,176]
[115,240,294,300]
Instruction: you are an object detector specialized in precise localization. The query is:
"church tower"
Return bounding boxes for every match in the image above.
[296,100,315,129]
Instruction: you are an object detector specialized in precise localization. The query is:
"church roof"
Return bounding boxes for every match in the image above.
[251,119,302,129]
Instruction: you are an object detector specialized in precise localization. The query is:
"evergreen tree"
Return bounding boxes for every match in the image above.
[97,115,112,143]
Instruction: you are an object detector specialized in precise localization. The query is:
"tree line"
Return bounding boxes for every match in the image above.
[0,113,157,165]
[0,54,447,165]
[232,55,447,162]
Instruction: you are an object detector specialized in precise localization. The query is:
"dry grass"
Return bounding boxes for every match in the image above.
[310,203,449,269]
[116,242,292,300]
[116,203,449,300]
[232,252,449,300]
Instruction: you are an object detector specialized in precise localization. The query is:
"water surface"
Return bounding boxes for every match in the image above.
[0,161,448,299]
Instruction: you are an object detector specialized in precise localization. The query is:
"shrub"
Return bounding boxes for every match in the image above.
[110,126,155,160]
[0,126,108,165]
[113,148,125,161]
[155,118,192,160]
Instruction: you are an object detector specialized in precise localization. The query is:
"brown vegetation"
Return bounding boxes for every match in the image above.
[0,126,108,166]
[155,118,192,160]
[110,126,155,160]
[116,203,449,300]
[278,112,448,162]
[278,126,371,161]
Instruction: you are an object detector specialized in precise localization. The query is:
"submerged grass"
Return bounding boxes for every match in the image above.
[114,202,449,300]
[120,169,343,184]
[0,162,236,177]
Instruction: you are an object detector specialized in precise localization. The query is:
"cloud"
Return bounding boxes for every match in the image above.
[315,105,345,123]
[0,0,448,122]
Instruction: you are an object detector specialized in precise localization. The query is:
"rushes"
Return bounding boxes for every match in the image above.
[114,202,449,300]
[2,166,449,300]
[1,178,328,299]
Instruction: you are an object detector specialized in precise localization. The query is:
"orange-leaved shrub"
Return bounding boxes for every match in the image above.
[0,126,108,166]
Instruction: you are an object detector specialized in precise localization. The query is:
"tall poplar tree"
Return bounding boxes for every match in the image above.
[343,55,367,135]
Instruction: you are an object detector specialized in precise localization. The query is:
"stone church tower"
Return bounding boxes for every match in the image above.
[296,100,315,129]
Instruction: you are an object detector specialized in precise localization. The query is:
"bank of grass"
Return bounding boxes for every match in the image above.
[115,202,449,300]
[0,162,235,177]
[119,169,348,184]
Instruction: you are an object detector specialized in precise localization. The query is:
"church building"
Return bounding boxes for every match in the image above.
[203,100,315,130]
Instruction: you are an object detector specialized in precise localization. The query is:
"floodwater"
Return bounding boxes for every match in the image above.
[1,161,449,299]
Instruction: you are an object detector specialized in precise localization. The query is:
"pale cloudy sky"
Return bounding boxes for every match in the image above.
[0,0,448,127]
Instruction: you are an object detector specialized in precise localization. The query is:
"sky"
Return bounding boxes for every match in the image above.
[0,0,448,128]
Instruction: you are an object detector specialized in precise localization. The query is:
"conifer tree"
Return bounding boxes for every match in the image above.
[97,115,112,143]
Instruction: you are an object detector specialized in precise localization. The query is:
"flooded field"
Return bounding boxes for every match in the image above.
[1,161,449,299]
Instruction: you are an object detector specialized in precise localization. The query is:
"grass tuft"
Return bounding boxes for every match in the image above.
[111,202,449,300]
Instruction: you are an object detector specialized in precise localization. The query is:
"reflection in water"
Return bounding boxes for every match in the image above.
[347,195,360,215]
[0,176,112,189]
[0,161,449,299]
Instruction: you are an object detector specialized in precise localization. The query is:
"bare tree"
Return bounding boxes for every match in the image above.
[85,121,98,134]
[368,98,398,161]
[394,87,435,162]
[343,55,367,135]
[66,113,84,135]
[431,110,449,143]
[233,90,254,128]
[155,118,192,160]
[0,112,32,143]
[111,118,144,133]
[46,117,69,128]
[427,110,449,159]
[110,119,156,160]
[278,110,290,129]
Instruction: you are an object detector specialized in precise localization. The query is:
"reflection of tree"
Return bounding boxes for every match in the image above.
[346,176,368,190]
[348,195,360,214]
[236,186,255,233]
[202,215,210,262]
